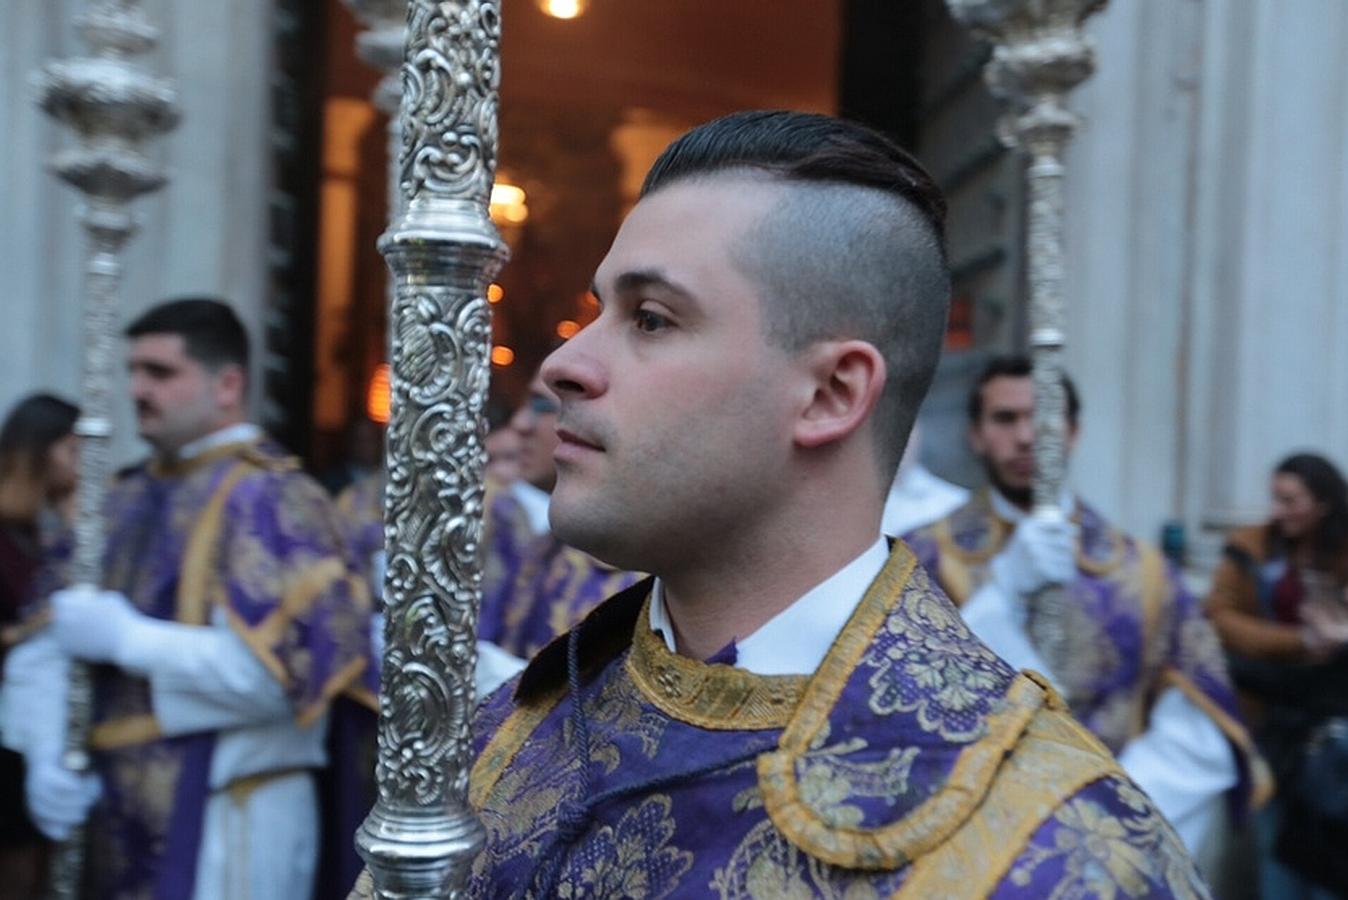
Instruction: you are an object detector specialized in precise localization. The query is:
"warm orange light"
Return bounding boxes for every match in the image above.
[581,291,599,308]
[539,0,587,18]
[489,183,529,225]
[490,346,516,367]
[555,319,581,339]
[367,364,391,425]
[487,283,505,304]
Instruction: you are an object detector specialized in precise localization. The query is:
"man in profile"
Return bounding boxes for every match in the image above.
[358,111,1208,898]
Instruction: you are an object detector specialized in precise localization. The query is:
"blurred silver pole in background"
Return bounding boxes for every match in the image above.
[33,1,179,896]
[946,0,1107,705]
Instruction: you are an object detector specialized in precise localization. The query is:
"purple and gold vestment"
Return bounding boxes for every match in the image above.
[904,493,1264,803]
[88,438,373,899]
[451,543,1209,899]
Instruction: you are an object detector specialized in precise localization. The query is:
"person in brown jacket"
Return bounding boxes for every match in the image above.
[1206,452,1348,898]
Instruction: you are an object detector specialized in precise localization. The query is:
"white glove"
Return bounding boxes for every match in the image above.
[989,515,1079,598]
[25,758,101,841]
[49,586,163,673]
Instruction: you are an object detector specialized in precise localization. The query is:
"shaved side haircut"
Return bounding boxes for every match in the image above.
[641,110,951,477]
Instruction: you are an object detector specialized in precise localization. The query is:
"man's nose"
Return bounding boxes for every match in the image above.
[541,327,606,402]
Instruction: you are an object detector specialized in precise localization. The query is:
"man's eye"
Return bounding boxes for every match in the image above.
[633,308,671,333]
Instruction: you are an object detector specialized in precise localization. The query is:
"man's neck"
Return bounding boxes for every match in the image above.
[658,519,880,662]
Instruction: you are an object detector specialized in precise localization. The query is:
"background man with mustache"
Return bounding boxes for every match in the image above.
[906,354,1262,859]
[3,297,375,899]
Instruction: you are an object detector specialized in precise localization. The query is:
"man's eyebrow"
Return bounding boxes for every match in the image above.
[596,269,696,302]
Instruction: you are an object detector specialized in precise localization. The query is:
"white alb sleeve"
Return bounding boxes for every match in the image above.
[1,633,69,760]
[1117,686,1237,853]
[117,615,292,736]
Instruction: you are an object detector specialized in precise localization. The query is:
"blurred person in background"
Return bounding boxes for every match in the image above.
[0,393,78,899]
[1206,452,1348,898]
[2,298,374,900]
[906,354,1261,856]
[477,367,639,660]
[880,420,969,537]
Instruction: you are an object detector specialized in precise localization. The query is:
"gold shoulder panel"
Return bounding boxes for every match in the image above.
[758,673,1044,871]
[895,705,1121,897]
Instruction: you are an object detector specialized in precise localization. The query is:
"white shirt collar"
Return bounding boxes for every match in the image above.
[177,422,263,462]
[988,485,1075,522]
[510,480,551,534]
[648,536,890,676]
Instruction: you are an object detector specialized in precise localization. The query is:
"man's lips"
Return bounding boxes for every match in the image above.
[554,426,603,462]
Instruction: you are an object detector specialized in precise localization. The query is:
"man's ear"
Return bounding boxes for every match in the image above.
[793,340,886,449]
[215,364,247,410]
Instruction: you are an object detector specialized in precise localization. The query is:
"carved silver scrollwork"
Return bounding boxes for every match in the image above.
[353,2,507,897]
[945,0,1107,707]
[34,1,179,896]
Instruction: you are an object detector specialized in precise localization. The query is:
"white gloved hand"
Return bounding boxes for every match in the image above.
[989,515,1079,598]
[50,586,161,672]
[25,758,101,841]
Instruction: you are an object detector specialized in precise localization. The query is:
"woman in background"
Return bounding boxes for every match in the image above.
[1206,452,1348,899]
[0,393,79,899]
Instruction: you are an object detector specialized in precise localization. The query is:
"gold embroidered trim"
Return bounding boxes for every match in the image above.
[781,545,917,753]
[90,714,163,750]
[296,656,369,729]
[226,607,292,688]
[625,598,808,731]
[469,685,567,809]
[177,460,255,626]
[220,766,310,807]
[894,708,1122,898]
[1162,667,1274,810]
[759,673,1044,871]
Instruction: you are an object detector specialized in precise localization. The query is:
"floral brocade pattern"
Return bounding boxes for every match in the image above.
[863,564,1012,743]
[464,544,1210,898]
[1004,775,1210,900]
[905,494,1248,761]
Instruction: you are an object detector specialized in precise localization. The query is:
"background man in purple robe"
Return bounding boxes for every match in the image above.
[3,298,375,900]
[354,111,1212,898]
[905,355,1265,857]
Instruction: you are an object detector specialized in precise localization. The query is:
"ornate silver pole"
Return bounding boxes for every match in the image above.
[354,2,508,897]
[34,2,178,896]
[946,0,1106,704]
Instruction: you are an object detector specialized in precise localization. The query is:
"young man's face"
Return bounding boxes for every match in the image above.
[540,176,803,571]
[128,334,235,454]
[968,374,1077,501]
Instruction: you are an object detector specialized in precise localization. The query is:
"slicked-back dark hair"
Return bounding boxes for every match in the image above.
[968,354,1081,427]
[125,297,250,373]
[641,110,951,477]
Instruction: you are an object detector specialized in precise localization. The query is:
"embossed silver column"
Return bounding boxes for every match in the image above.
[946,0,1107,704]
[354,2,508,897]
[33,1,179,895]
